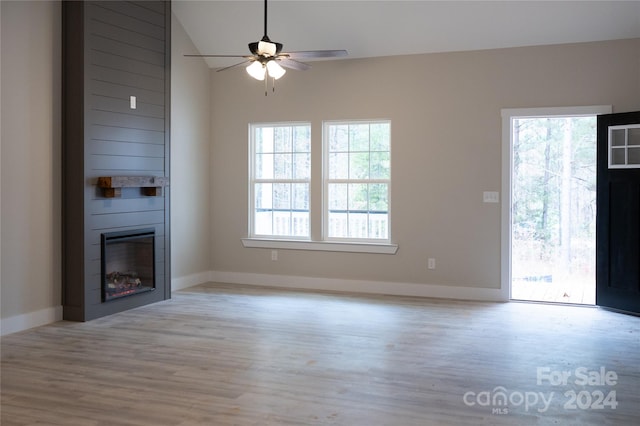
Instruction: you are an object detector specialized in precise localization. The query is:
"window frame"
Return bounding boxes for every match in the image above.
[248,121,312,240]
[322,119,392,244]
[243,120,397,255]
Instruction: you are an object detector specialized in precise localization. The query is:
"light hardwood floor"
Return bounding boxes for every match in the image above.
[2,282,639,425]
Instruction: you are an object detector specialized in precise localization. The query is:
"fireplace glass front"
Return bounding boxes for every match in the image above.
[101,228,155,302]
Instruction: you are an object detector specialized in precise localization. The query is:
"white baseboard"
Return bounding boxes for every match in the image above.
[210,270,507,302]
[1,305,63,336]
[0,273,504,336]
[172,271,213,292]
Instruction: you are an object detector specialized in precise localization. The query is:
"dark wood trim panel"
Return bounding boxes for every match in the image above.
[163,0,172,301]
[62,1,86,318]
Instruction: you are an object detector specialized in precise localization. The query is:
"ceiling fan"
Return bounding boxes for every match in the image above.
[185,0,348,95]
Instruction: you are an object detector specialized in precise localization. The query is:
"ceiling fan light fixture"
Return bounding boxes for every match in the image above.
[246,61,266,80]
[266,60,286,79]
[187,0,347,94]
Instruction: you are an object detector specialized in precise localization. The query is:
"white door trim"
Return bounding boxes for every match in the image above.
[500,105,612,302]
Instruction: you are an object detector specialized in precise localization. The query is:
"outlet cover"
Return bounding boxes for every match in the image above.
[483,191,500,203]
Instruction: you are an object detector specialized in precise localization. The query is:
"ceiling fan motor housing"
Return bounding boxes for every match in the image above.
[249,35,283,58]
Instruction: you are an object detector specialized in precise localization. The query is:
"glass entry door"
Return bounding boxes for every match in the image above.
[509,114,598,304]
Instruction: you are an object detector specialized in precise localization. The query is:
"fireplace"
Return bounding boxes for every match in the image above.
[62,0,170,321]
[101,229,155,302]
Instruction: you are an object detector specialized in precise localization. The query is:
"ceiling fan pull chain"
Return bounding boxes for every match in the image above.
[264,76,268,96]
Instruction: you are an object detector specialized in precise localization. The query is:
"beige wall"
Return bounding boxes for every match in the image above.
[1,1,62,325]
[170,14,212,285]
[209,39,640,291]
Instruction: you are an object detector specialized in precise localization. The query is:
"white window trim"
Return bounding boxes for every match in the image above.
[322,119,392,243]
[248,122,312,239]
[242,238,398,254]
[244,119,397,255]
[608,124,640,169]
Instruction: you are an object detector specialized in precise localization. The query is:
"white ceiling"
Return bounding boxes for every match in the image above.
[172,1,640,69]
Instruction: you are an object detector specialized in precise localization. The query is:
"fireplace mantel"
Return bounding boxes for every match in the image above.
[97,176,170,198]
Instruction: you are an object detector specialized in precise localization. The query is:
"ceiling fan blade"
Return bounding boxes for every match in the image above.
[278,58,311,71]
[284,50,348,59]
[216,60,252,72]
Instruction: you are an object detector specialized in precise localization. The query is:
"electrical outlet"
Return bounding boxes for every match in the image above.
[428,258,436,270]
[483,191,500,203]
[271,250,278,261]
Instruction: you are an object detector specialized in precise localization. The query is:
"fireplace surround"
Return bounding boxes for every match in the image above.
[61,1,171,321]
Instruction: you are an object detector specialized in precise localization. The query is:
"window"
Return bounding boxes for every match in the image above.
[246,120,395,253]
[249,123,311,239]
[609,125,640,168]
[324,120,391,242]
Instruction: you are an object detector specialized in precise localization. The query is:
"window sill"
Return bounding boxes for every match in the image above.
[241,238,398,254]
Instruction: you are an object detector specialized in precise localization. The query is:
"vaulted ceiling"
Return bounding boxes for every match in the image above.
[172,1,640,69]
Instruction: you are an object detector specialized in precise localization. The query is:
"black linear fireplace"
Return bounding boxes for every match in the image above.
[101,229,155,302]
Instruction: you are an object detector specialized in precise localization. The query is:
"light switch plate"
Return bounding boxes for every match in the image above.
[483,191,500,203]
